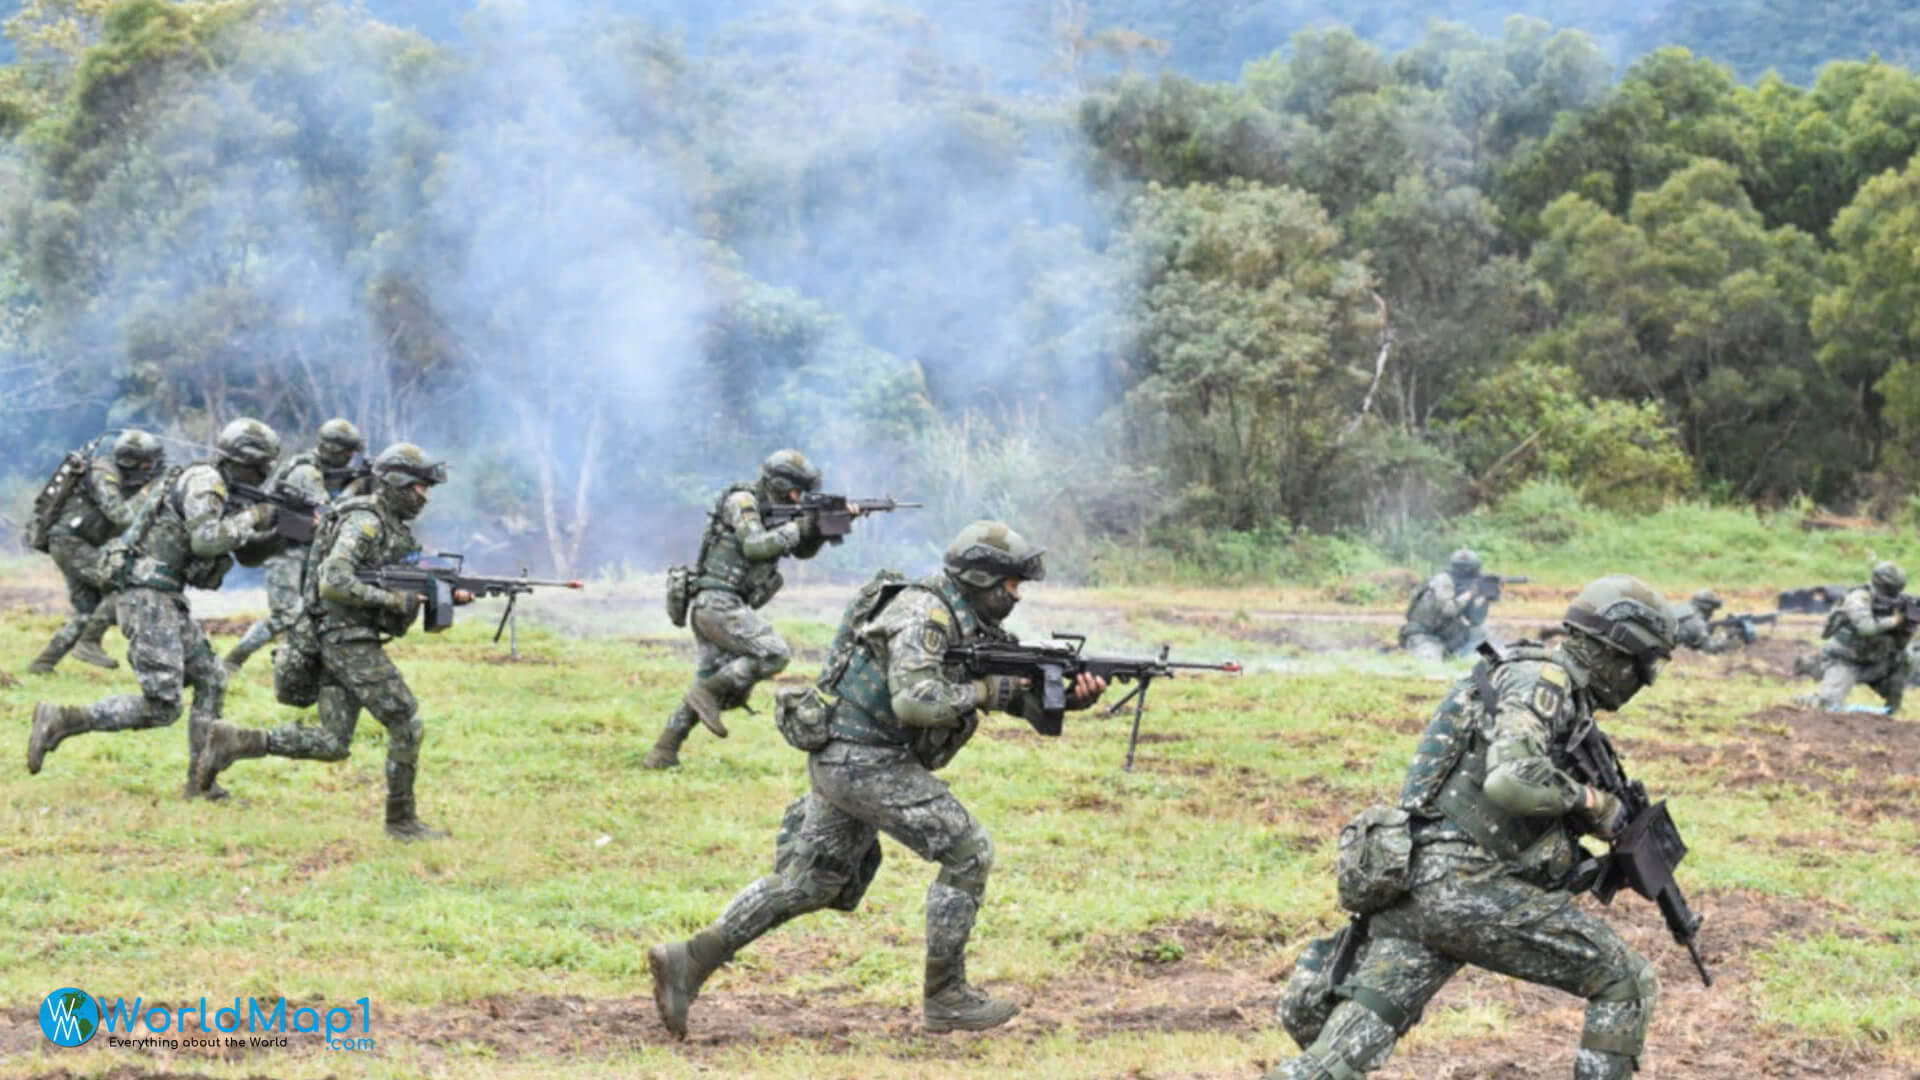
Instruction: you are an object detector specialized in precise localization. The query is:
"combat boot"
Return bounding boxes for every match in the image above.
[223,622,272,675]
[26,641,64,675]
[648,927,731,1039]
[189,721,262,799]
[642,707,699,769]
[385,760,449,841]
[71,637,119,671]
[26,703,90,774]
[683,680,728,738]
[923,952,1019,1033]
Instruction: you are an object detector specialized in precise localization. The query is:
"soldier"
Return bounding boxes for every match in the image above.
[641,449,830,769]
[223,418,367,673]
[1795,561,1914,714]
[1670,589,1743,654]
[647,521,1108,1036]
[27,430,166,674]
[27,419,283,798]
[192,443,469,840]
[1270,575,1675,1080]
[1398,549,1491,661]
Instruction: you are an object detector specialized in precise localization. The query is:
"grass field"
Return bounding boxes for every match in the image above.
[1,566,1916,1080]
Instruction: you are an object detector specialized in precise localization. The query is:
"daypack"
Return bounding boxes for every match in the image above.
[25,436,108,553]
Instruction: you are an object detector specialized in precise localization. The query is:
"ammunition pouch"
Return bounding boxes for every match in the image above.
[773,796,881,911]
[744,569,783,610]
[1335,805,1414,915]
[664,565,693,628]
[273,618,324,707]
[773,685,834,753]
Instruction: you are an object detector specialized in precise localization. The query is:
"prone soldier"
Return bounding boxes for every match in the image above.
[1795,561,1914,714]
[1271,576,1681,1080]
[647,521,1107,1035]
[27,420,284,798]
[26,430,166,674]
[223,418,367,672]
[192,443,467,840]
[642,450,830,768]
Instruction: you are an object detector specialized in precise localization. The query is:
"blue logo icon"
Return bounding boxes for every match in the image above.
[40,988,99,1046]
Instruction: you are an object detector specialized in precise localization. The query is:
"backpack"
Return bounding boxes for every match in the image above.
[25,436,109,553]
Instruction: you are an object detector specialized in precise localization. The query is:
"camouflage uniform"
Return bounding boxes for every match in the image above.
[642,450,828,768]
[1399,550,1489,662]
[224,419,367,672]
[194,443,451,840]
[649,521,1075,1036]
[1800,566,1913,713]
[29,437,158,672]
[1272,577,1676,1080]
[1669,590,1740,655]
[27,420,283,798]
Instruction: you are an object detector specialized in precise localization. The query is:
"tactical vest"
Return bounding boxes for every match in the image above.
[691,484,783,603]
[821,574,1002,755]
[302,494,413,636]
[1399,642,1567,866]
[51,458,131,547]
[273,450,358,500]
[117,463,233,592]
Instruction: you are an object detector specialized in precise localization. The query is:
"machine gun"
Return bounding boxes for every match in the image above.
[763,493,922,544]
[1708,611,1777,645]
[942,633,1241,770]
[1563,718,1713,987]
[228,483,325,543]
[1470,574,1529,602]
[355,553,583,646]
[1778,584,1852,614]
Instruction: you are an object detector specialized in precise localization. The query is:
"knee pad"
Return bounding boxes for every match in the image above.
[934,826,993,898]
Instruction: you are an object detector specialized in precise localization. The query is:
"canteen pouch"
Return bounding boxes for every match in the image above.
[272,621,324,707]
[774,685,833,752]
[1335,805,1414,915]
[664,565,692,628]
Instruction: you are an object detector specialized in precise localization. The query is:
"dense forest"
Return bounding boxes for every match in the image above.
[3,0,1920,576]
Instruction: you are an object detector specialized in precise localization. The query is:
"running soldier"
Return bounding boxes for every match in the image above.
[26,430,165,674]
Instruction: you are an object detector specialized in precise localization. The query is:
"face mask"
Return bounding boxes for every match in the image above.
[381,483,429,521]
[223,459,268,488]
[1584,645,1646,711]
[972,583,1019,625]
[317,445,356,470]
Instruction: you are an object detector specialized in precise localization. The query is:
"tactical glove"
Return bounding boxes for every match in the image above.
[246,502,278,531]
[384,589,422,620]
[975,674,1025,712]
[1584,787,1628,841]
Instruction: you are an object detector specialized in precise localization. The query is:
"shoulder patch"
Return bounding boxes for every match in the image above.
[1529,664,1570,720]
[919,621,950,653]
[926,604,952,627]
[357,520,379,538]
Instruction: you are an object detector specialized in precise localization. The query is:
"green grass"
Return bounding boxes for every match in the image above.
[1,574,1916,1078]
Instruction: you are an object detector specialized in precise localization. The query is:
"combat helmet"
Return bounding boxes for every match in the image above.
[112,429,163,471]
[1447,548,1482,577]
[944,520,1046,588]
[1691,588,1723,616]
[371,442,448,488]
[316,417,365,459]
[1564,574,1676,683]
[759,449,821,502]
[1871,561,1907,597]
[215,418,281,473]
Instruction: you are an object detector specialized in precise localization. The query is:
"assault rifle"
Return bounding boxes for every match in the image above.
[355,553,584,642]
[1708,612,1777,645]
[942,633,1241,770]
[1563,718,1713,987]
[320,462,372,495]
[1778,584,1851,614]
[1470,574,1529,602]
[763,493,923,544]
[228,483,324,544]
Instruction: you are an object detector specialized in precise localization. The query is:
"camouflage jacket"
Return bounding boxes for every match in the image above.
[120,463,269,592]
[1402,571,1484,647]
[1671,604,1739,655]
[692,485,825,605]
[51,454,148,546]
[1401,643,1600,886]
[1822,586,1914,667]
[307,494,421,641]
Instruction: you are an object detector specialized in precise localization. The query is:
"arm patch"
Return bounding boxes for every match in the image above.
[1529,665,1570,721]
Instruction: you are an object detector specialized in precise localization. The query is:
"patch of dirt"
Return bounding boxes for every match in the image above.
[195,616,254,638]
[0,580,70,614]
[0,669,18,689]
[1631,705,1920,814]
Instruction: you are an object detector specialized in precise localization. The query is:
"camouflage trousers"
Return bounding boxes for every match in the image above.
[228,547,307,664]
[710,742,993,973]
[260,633,422,765]
[82,587,224,734]
[1803,654,1906,713]
[1271,844,1656,1080]
[41,534,118,655]
[664,589,793,739]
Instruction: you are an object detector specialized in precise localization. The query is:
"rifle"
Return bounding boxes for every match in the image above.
[942,633,1241,769]
[228,483,324,544]
[763,493,923,544]
[1777,584,1851,614]
[1563,718,1713,987]
[320,462,372,495]
[1471,574,1529,602]
[354,552,584,642]
[1708,612,1777,645]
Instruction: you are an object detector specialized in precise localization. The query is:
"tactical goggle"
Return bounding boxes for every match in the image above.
[955,543,1046,582]
[383,461,449,486]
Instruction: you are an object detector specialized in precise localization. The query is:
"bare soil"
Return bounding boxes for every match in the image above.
[1630,704,1920,815]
